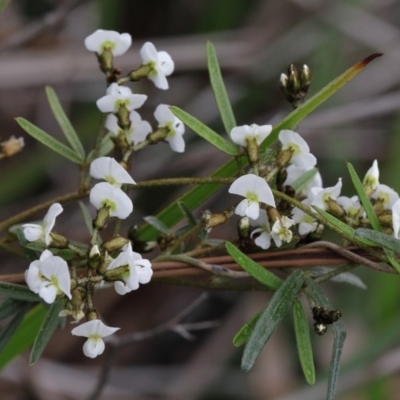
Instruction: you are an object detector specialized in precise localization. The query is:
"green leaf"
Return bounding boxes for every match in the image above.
[0,299,29,322]
[30,300,64,364]
[207,41,237,134]
[347,162,379,230]
[291,168,318,193]
[143,216,171,234]
[79,201,94,235]
[233,311,261,347]
[0,304,47,370]
[306,278,346,400]
[260,53,382,151]
[170,106,238,156]
[293,300,316,385]
[16,117,84,164]
[225,242,282,290]
[0,282,40,302]
[0,302,31,353]
[178,201,197,227]
[45,86,85,159]
[0,0,10,14]
[313,206,355,238]
[347,162,400,272]
[355,228,400,255]
[139,54,380,241]
[241,270,305,371]
[87,132,114,162]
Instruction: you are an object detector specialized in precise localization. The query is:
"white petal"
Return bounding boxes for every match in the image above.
[42,203,63,245]
[154,104,173,125]
[90,157,135,186]
[83,338,105,358]
[158,51,174,76]
[25,262,43,293]
[254,231,271,249]
[140,42,158,64]
[96,94,120,113]
[290,152,317,168]
[114,281,130,295]
[112,33,132,56]
[165,132,185,153]
[84,30,131,56]
[245,201,260,220]
[105,114,120,136]
[39,284,57,304]
[40,255,71,299]
[279,130,310,153]
[230,125,252,146]
[23,224,43,242]
[149,72,169,90]
[392,198,400,239]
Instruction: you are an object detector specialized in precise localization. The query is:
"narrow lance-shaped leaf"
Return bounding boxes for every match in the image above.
[46,86,85,159]
[139,54,379,241]
[306,278,346,400]
[355,228,400,255]
[293,299,316,385]
[241,270,305,372]
[0,304,47,370]
[16,117,84,164]
[170,106,238,156]
[0,302,32,354]
[233,311,261,347]
[347,162,400,272]
[30,300,64,364]
[225,242,282,290]
[291,168,318,192]
[0,282,40,302]
[261,53,382,150]
[143,216,172,235]
[0,299,30,322]
[207,41,237,135]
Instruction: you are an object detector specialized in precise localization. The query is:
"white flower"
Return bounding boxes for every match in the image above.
[271,216,295,247]
[90,157,135,187]
[140,42,174,90]
[71,319,120,358]
[228,174,276,220]
[363,159,379,191]
[106,112,152,145]
[230,124,272,147]
[279,130,316,168]
[107,243,152,295]
[154,104,185,152]
[96,83,147,114]
[372,184,399,210]
[90,182,133,219]
[309,178,342,211]
[23,203,63,246]
[25,250,71,304]
[250,210,272,250]
[292,199,318,235]
[284,165,322,197]
[392,198,400,239]
[84,30,132,56]
[337,195,363,219]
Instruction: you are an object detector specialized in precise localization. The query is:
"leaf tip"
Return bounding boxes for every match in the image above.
[355,53,383,70]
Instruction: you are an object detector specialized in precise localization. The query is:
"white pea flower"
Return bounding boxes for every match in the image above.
[71,319,120,359]
[84,29,132,56]
[284,165,323,197]
[371,184,399,210]
[279,130,317,168]
[392,198,400,239]
[292,199,318,235]
[271,216,295,247]
[96,83,147,114]
[337,195,363,219]
[250,209,272,250]
[309,178,342,211]
[229,174,276,220]
[25,250,71,304]
[90,157,135,187]
[107,243,153,295]
[90,182,133,219]
[230,124,272,147]
[140,42,174,90]
[106,112,152,145]
[363,159,379,192]
[154,104,185,152]
[23,203,63,246]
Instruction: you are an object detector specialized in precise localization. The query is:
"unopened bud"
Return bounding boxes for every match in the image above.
[116,104,131,130]
[89,245,101,269]
[288,64,301,93]
[280,63,312,108]
[276,148,293,168]
[202,209,233,231]
[102,236,129,252]
[267,207,280,225]
[103,264,129,281]
[87,309,99,321]
[1,136,24,157]
[238,217,250,239]
[300,64,311,92]
[326,199,345,219]
[49,232,69,248]
[245,136,259,165]
[378,210,392,227]
[93,207,110,230]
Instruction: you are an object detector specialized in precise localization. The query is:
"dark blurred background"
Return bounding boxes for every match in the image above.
[1,0,400,399]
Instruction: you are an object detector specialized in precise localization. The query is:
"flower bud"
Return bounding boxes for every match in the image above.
[93,207,110,230]
[101,235,129,252]
[202,209,233,231]
[378,210,392,227]
[89,245,102,269]
[116,104,131,130]
[326,199,345,219]
[280,64,312,108]
[103,264,129,281]
[87,309,99,321]
[300,64,311,92]
[238,217,250,239]
[49,232,69,248]
[245,136,259,165]
[1,136,24,157]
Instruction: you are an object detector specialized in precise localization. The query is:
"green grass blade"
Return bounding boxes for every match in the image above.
[30,300,64,364]
[233,311,261,347]
[260,53,383,151]
[241,270,305,372]
[355,228,400,255]
[306,278,346,400]
[293,300,316,385]
[46,86,85,159]
[16,117,84,164]
[139,54,380,241]
[225,242,282,290]
[171,106,238,155]
[207,41,237,134]
[0,304,47,370]
[0,282,40,302]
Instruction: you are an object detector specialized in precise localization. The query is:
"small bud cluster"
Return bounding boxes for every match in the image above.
[280,64,311,108]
